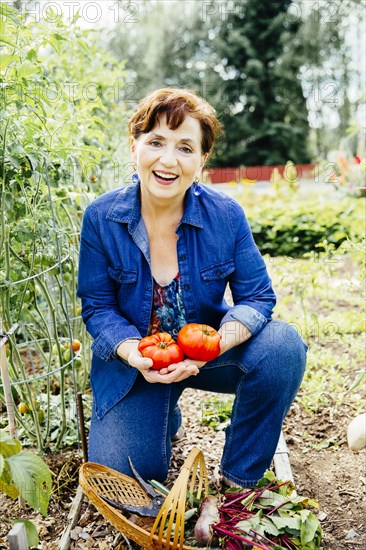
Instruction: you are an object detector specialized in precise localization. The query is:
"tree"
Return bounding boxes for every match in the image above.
[108,1,204,101]
[110,1,311,166]
[208,0,311,166]
[297,0,365,158]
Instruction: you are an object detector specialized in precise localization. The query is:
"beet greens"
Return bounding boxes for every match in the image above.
[212,470,322,550]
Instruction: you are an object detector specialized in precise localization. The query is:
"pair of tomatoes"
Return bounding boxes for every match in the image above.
[138,323,221,371]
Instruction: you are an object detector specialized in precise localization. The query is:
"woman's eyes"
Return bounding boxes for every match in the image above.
[149,141,192,154]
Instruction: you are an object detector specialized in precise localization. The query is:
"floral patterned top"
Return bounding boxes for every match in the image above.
[148,273,187,340]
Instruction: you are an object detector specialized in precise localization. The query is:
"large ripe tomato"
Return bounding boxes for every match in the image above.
[138,332,185,370]
[177,323,221,362]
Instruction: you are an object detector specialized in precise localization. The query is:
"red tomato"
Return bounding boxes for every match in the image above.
[138,332,184,370]
[177,323,221,362]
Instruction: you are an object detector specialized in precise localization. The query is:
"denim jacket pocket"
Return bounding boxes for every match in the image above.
[200,259,235,301]
[108,266,138,300]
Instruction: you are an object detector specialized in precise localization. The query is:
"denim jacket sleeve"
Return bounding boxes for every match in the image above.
[77,203,141,361]
[220,199,276,336]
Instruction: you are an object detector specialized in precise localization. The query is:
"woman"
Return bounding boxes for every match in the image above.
[78,88,307,488]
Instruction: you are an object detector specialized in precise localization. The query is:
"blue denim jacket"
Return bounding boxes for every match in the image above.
[78,182,276,418]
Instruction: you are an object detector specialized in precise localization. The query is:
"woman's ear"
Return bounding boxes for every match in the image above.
[200,152,209,171]
[130,136,136,159]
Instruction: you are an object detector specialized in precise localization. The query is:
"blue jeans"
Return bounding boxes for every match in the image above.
[88,320,307,487]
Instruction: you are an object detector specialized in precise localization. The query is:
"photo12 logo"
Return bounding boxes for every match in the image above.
[12,1,139,24]
[201,1,244,22]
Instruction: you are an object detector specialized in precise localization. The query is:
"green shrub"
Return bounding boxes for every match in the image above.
[244,195,364,257]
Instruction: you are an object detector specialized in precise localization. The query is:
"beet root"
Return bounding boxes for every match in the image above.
[194,495,220,546]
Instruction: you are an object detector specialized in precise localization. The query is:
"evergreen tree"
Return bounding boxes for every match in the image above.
[210,0,311,166]
[297,0,363,158]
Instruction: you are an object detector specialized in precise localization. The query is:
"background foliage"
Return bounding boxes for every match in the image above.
[109,0,365,166]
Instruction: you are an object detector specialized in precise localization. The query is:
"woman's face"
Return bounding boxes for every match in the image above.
[130,113,208,203]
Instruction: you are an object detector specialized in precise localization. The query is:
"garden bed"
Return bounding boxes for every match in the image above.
[0,388,365,549]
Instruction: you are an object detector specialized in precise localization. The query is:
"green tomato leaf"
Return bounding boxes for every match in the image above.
[0,430,22,457]
[0,36,16,47]
[7,452,52,516]
[0,53,16,70]
[11,520,39,547]
[0,3,22,25]
[52,33,67,41]
[26,49,37,60]
[0,461,19,499]
[17,61,37,77]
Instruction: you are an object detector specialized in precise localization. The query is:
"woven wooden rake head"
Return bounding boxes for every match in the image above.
[79,447,208,550]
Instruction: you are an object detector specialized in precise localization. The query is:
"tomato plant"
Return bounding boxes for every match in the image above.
[178,324,221,362]
[0,3,129,451]
[138,333,184,370]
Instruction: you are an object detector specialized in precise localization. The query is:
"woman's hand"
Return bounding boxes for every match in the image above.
[117,340,202,384]
[144,359,201,384]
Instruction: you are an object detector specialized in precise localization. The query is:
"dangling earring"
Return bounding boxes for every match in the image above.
[131,163,140,185]
[193,178,202,196]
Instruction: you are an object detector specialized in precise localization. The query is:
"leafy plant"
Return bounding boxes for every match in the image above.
[348,369,366,392]
[242,193,364,257]
[0,429,52,515]
[201,397,233,431]
[0,4,128,450]
[213,470,322,549]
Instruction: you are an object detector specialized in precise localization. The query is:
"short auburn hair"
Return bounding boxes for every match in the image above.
[128,88,223,155]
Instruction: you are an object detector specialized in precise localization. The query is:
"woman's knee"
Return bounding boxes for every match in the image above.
[241,320,307,392]
[264,320,307,383]
[88,404,171,481]
[88,432,170,481]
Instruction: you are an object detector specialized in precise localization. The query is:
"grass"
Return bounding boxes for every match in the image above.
[267,244,365,415]
[201,241,365,430]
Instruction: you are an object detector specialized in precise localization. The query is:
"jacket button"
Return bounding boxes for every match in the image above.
[180,254,187,261]
[184,284,190,290]
[216,269,222,276]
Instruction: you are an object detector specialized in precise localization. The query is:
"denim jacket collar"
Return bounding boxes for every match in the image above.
[106,182,203,233]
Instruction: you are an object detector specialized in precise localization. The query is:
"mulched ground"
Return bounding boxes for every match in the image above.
[1,387,365,550]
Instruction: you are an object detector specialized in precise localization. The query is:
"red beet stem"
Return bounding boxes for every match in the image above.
[279,534,298,550]
[214,526,274,550]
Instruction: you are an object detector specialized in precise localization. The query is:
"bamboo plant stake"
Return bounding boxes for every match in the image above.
[0,318,17,438]
[0,319,25,511]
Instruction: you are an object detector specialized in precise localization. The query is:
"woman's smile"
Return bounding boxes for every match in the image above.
[152,170,179,185]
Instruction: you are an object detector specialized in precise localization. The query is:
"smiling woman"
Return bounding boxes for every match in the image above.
[77,87,308,487]
[130,114,207,205]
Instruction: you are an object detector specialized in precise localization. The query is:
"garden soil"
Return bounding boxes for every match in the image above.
[0,387,365,550]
